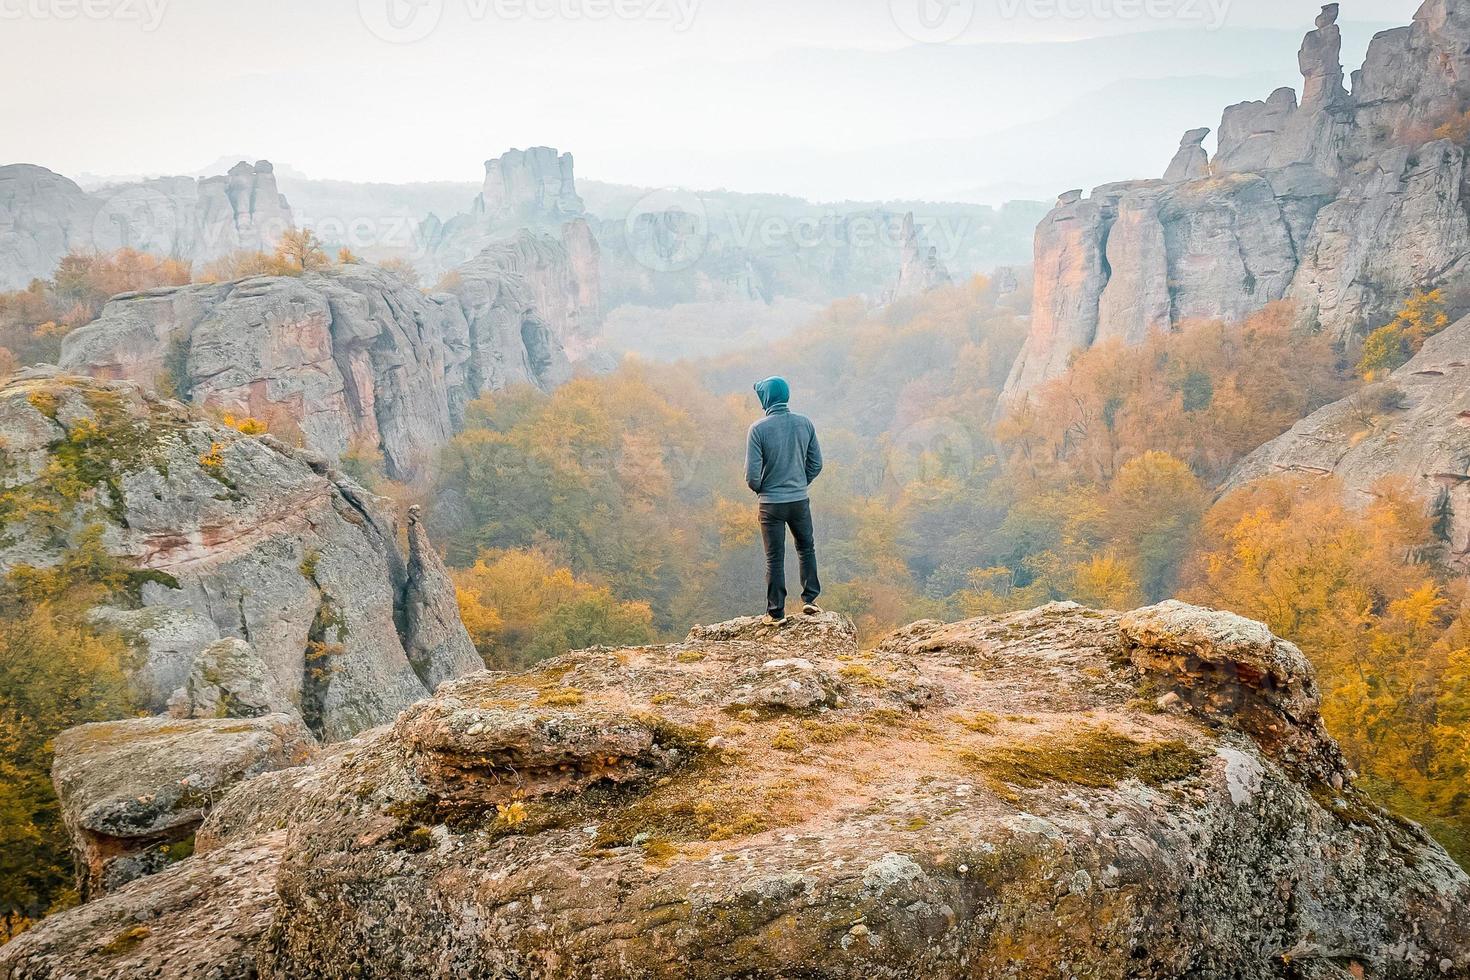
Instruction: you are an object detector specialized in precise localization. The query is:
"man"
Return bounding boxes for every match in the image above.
[745,376,823,623]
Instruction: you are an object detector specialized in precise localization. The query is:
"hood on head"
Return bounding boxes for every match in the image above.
[754,376,790,412]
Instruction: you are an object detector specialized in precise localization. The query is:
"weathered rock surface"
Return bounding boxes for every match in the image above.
[420,148,597,283]
[1228,309,1470,572]
[889,211,953,300]
[483,147,584,224]
[8,603,1468,978]
[1002,0,1470,406]
[58,238,597,480]
[167,637,285,719]
[1162,127,1211,182]
[0,160,294,289]
[0,372,480,742]
[51,714,313,898]
[0,165,94,290]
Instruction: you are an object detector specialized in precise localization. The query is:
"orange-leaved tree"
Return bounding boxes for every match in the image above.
[1183,475,1470,865]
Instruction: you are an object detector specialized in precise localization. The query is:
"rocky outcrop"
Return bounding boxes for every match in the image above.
[1162,127,1211,182]
[1228,309,1470,571]
[888,211,953,300]
[0,165,94,290]
[7,603,1468,978]
[482,147,584,224]
[0,161,294,289]
[400,506,485,692]
[51,714,313,898]
[57,237,598,480]
[0,372,481,742]
[1002,0,1470,407]
[420,147,595,278]
[452,225,602,363]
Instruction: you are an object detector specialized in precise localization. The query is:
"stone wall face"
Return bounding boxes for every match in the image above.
[58,230,596,482]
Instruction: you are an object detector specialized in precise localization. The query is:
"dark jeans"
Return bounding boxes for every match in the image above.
[759,499,820,619]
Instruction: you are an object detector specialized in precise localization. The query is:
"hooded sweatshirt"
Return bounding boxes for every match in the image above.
[745,377,823,504]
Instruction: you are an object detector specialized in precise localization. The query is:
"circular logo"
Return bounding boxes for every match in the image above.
[358,0,444,44]
[889,0,975,43]
[623,187,710,273]
[888,416,977,497]
[89,184,184,256]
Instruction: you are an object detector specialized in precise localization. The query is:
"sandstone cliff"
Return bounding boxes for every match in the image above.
[1228,309,1470,572]
[56,236,595,481]
[5,603,1467,978]
[1003,0,1470,405]
[0,161,294,290]
[0,372,481,745]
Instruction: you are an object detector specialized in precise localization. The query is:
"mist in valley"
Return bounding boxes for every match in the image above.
[5,0,1470,974]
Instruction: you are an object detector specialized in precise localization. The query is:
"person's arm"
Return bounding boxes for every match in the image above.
[805,425,823,484]
[746,426,764,494]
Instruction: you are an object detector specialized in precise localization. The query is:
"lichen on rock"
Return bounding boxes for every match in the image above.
[5,602,1467,978]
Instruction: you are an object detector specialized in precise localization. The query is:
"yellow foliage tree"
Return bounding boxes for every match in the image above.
[1184,476,1470,863]
[997,303,1348,489]
[0,607,131,930]
[452,548,655,668]
[273,228,330,275]
[1357,288,1452,378]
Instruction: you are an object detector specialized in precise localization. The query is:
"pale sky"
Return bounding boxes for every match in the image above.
[0,0,1424,200]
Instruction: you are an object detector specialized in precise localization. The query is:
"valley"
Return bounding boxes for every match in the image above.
[3,1,1470,976]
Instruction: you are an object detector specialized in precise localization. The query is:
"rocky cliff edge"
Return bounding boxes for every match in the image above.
[4,602,1467,978]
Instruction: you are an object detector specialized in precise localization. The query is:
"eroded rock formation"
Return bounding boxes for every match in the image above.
[482,147,584,224]
[0,372,480,745]
[889,211,953,300]
[6,603,1467,978]
[0,161,294,290]
[57,236,597,480]
[1162,127,1211,182]
[1002,0,1470,406]
[421,147,595,276]
[1228,309,1470,572]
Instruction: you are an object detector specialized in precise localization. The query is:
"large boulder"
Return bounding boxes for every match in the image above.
[481,147,585,225]
[51,714,313,898]
[0,372,481,741]
[7,604,1467,978]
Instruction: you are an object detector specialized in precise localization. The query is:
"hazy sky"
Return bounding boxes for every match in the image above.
[0,0,1425,200]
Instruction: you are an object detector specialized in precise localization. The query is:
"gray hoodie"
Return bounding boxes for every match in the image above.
[745,377,823,504]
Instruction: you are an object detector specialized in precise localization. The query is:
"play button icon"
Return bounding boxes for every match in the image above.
[359,0,444,43]
[889,0,974,43]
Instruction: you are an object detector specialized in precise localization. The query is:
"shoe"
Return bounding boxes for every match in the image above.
[763,614,786,626]
[802,603,822,616]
